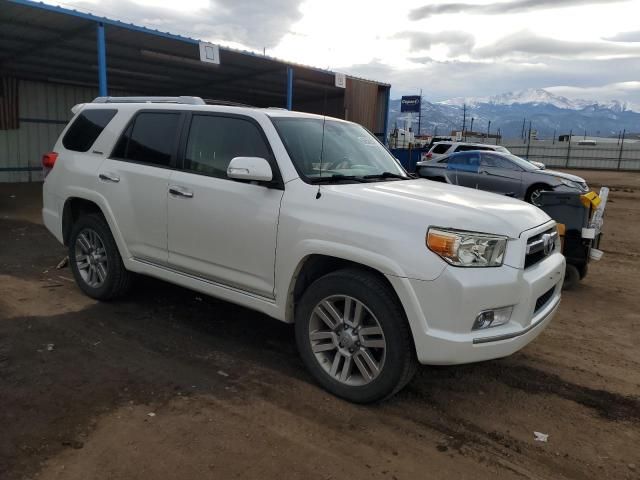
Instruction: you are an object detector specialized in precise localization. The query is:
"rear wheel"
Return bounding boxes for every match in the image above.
[68,213,132,300]
[295,268,417,403]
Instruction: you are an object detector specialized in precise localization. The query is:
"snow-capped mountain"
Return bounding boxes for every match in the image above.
[438,88,639,113]
[389,88,640,139]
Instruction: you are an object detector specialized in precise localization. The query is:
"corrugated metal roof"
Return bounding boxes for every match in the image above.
[5,0,390,87]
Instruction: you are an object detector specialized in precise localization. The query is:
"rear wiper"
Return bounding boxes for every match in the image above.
[362,171,410,180]
[309,174,367,184]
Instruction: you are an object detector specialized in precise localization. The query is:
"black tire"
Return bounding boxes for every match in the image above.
[295,268,417,403]
[68,213,132,300]
[578,263,589,279]
[563,264,581,290]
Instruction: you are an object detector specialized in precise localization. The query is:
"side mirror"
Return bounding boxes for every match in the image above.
[227,157,273,182]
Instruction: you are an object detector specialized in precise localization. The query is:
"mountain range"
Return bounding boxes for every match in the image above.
[389,88,640,139]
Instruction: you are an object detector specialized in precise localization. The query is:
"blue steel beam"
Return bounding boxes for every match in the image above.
[97,22,107,96]
[286,67,293,110]
[383,86,390,145]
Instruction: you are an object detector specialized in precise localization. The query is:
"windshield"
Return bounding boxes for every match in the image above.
[271,117,408,182]
[501,153,542,171]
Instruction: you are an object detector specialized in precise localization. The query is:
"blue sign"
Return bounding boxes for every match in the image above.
[401,95,421,112]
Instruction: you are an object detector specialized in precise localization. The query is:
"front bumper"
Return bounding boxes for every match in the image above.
[387,250,565,365]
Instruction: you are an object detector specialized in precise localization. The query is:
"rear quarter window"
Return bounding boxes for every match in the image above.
[432,144,450,154]
[62,109,117,152]
[454,145,493,152]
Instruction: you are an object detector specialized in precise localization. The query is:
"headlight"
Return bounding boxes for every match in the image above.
[426,228,508,267]
[558,178,585,190]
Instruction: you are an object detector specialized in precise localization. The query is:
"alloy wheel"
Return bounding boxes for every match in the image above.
[74,228,109,288]
[308,295,386,386]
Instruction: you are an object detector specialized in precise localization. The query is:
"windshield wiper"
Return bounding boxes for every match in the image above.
[362,171,410,180]
[309,174,367,184]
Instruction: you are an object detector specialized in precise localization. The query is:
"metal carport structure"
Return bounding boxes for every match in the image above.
[0,0,391,182]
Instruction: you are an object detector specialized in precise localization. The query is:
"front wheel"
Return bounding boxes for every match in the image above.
[527,184,551,206]
[295,268,417,403]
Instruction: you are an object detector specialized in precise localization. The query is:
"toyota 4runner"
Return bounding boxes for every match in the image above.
[42,96,566,402]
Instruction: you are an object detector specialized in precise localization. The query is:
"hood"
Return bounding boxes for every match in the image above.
[539,169,587,184]
[327,179,551,238]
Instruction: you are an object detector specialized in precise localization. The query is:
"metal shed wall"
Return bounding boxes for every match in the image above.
[344,78,388,137]
[0,79,132,182]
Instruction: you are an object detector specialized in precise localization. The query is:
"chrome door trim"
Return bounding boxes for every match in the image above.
[132,257,276,303]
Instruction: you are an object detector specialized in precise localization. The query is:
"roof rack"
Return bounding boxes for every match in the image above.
[92,96,206,105]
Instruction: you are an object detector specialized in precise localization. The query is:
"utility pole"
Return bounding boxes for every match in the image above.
[417,88,422,137]
[462,104,467,136]
[470,117,474,137]
[521,117,526,140]
[495,128,501,145]
[553,128,556,144]
[487,120,491,143]
[617,129,626,170]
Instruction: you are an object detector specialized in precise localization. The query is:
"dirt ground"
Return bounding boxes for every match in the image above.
[1,170,639,480]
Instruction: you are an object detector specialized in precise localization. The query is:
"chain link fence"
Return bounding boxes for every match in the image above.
[503,141,640,170]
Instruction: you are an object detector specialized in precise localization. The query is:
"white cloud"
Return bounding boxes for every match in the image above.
[41,0,640,104]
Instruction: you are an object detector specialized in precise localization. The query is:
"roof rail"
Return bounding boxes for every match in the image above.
[92,96,206,105]
[202,99,254,107]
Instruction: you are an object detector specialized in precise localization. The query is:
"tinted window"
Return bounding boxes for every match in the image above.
[454,145,493,152]
[432,143,450,154]
[62,109,117,152]
[112,112,180,166]
[184,115,271,178]
[448,152,480,171]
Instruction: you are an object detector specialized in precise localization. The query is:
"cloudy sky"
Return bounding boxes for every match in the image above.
[45,0,640,104]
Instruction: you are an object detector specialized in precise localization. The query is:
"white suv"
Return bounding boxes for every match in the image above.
[42,97,565,402]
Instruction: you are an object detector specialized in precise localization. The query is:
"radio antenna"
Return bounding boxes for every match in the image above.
[316,90,328,199]
[316,115,326,199]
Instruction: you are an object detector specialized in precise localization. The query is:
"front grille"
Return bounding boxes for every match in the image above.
[524,228,558,268]
[534,287,555,313]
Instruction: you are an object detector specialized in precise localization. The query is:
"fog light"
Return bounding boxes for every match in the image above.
[472,306,513,330]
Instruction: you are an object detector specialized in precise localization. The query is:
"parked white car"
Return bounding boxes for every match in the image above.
[421,141,546,169]
[42,97,565,402]
[424,141,511,161]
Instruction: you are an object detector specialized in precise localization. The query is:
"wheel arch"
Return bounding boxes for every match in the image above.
[284,254,407,326]
[60,194,130,261]
[525,182,552,201]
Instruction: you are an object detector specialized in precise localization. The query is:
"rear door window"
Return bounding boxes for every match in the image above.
[184,115,272,179]
[448,152,480,171]
[62,109,117,152]
[112,112,181,167]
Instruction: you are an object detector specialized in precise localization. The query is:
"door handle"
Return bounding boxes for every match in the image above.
[99,172,120,183]
[169,186,194,198]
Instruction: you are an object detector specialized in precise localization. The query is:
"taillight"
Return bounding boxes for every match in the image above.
[42,152,58,177]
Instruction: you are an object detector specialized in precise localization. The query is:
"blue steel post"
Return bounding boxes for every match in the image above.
[97,22,108,96]
[383,86,390,146]
[286,67,293,110]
